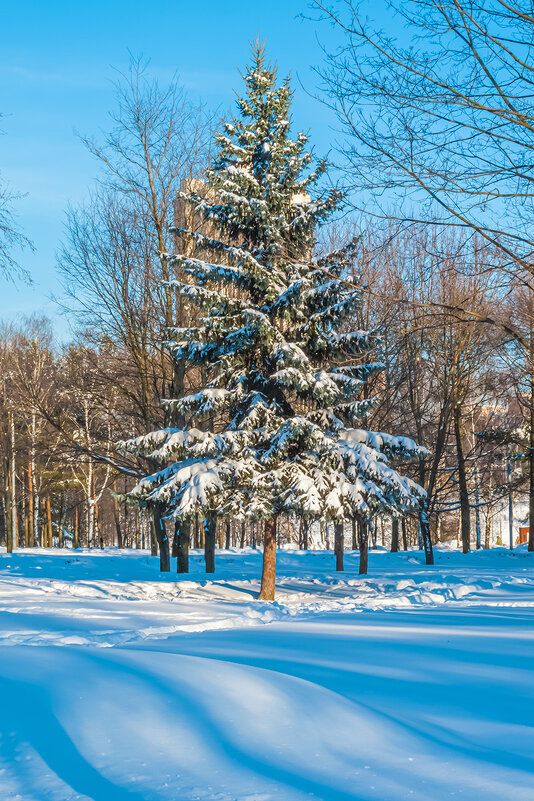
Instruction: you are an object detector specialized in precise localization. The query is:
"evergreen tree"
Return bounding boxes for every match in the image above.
[119,44,426,599]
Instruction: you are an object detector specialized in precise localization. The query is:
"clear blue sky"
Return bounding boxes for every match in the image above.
[1,0,340,339]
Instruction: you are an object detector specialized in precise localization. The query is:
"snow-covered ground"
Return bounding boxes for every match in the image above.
[0,546,532,800]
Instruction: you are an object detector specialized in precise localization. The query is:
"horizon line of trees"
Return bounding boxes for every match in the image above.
[1,2,534,574]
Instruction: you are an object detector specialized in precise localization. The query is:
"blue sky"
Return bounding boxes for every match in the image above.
[1,0,340,339]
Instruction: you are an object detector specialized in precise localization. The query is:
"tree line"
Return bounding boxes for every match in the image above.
[1,3,533,575]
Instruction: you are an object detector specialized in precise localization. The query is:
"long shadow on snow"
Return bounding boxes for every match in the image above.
[141,609,534,776]
[0,675,148,801]
[83,648,364,801]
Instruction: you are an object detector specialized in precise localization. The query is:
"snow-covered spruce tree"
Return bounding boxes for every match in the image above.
[118,44,427,598]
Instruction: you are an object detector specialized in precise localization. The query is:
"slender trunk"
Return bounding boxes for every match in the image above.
[5,462,12,553]
[453,402,471,553]
[95,501,100,547]
[485,508,491,550]
[418,504,434,563]
[176,519,190,573]
[195,514,201,549]
[74,505,79,549]
[204,513,216,573]
[28,460,34,547]
[369,518,377,550]
[530,357,534,551]
[416,411,448,567]
[507,454,514,550]
[88,501,96,548]
[113,484,123,548]
[24,505,28,548]
[419,505,434,564]
[58,495,66,548]
[240,520,246,549]
[150,514,158,556]
[46,497,53,548]
[391,518,399,553]
[33,485,39,546]
[87,460,95,548]
[474,460,482,549]
[259,517,277,600]
[358,517,368,575]
[153,507,170,571]
[9,412,16,549]
[401,518,408,551]
[302,519,309,551]
[31,413,39,547]
[351,517,357,550]
[225,519,231,549]
[334,520,344,571]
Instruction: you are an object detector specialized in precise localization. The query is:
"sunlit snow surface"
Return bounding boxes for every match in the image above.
[0,545,532,800]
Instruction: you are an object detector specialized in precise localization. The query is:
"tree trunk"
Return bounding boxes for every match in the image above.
[30,412,38,547]
[24,506,29,548]
[225,519,231,549]
[176,519,190,573]
[358,517,368,575]
[5,462,12,554]
[474,460,482,549]
[135,510,140,550]
[152,507,170,571]
[28,460,34,547]
[74,505,79,549]
[259,517,277,600]
[507,454,514,550]
[195,514,201,548]
[9,412,16,550]
[530,361,534,551]
[150,514,158,556]
[113,489,123,549]
[46,497,53,548]
[391,518,399,552]
[58,495,66,548]
[401,518,408,551]
[485,508,491,550]
[351,517,357,550]
[302,519,309,550]
[334,520,344,571]
[369,518,377,550]
[453,402,471,553]
[419,504,434,564]
[33,485,40,547]
[204,513,216,573]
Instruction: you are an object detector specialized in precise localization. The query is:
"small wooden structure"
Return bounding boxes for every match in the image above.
[517,526,529,545]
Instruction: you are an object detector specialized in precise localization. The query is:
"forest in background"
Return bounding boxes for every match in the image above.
[1,1,534,563]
